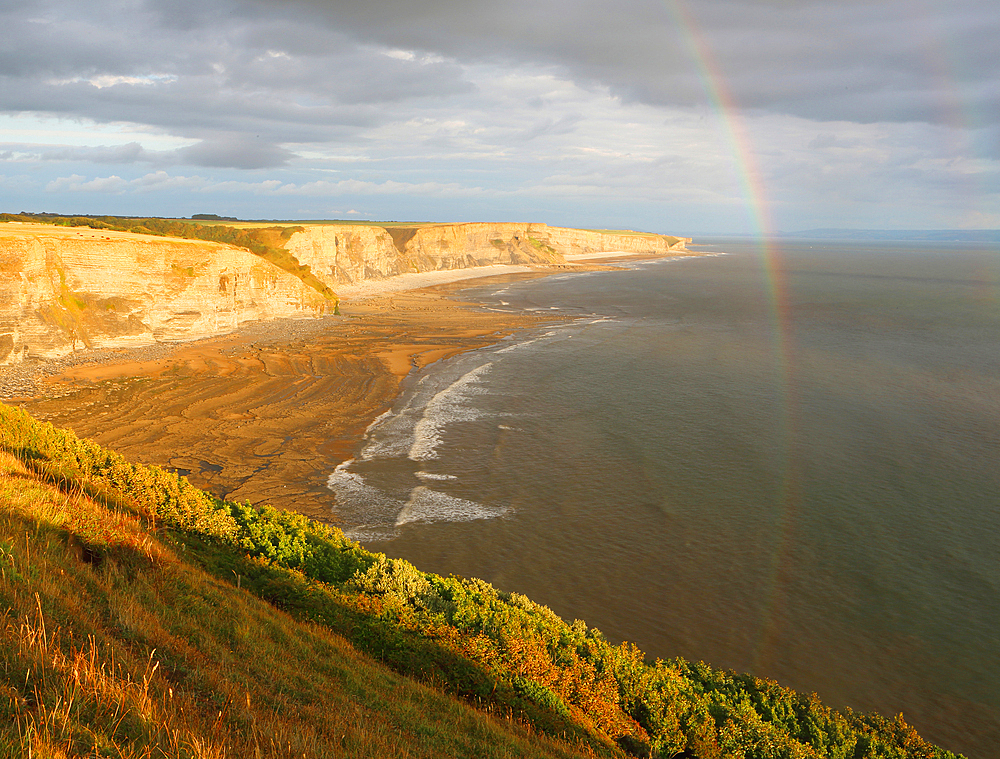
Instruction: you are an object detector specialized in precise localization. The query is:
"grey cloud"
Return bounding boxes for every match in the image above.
[38,142,155,164]
[4,0,996,148]
[259,0,998,127]
[0,0,477,152]
[2,137,294,171]
[515,114,583,142]
[176,137,295,169]
[1,0,995,232]
[973,125,1000,160]
[808,134,839,150]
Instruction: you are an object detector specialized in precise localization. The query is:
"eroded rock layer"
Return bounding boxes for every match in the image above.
[0,221,689,363]
[0,224,328,363]
[285,223,689,287]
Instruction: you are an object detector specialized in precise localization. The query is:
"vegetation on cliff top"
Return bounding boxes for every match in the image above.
[0,213,338,312]
[0,402,962,758]
[0,418,587,758]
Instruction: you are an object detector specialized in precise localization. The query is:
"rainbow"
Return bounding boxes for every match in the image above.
[660,0,802,672]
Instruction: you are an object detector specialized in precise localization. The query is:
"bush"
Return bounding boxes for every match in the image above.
[0,404,236,540]
[0,402,964,758]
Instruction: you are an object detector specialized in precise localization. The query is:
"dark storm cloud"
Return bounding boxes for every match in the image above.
[0,0,476,168]
[5,0,997,141]
[261,0,998,127]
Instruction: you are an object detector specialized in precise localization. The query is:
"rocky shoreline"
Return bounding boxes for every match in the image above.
[0,253,670,520]
[5,275,549,521]
[0,315,344,402]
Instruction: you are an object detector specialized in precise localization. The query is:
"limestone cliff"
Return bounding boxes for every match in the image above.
[0,220,689,364]
[284,222,689,288]
[0,224,328,363]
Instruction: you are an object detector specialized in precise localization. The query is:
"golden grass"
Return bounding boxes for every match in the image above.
[0,451,599,758]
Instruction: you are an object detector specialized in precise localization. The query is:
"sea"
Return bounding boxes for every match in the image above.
[328,238,1000,758]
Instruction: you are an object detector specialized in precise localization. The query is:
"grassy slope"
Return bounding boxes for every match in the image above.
[3,211,679,241]
[179,220,452,229]
[0,407,963,758]
[0,450,596,758]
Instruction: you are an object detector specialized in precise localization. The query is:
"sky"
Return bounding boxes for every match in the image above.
[1,0,997,235]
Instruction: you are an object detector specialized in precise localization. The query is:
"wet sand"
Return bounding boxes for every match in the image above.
[7,272,556,522]
[0,251,660,523]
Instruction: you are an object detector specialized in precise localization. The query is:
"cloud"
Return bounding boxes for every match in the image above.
[1,0,996,231]
[514,114,583,142]
[37,142,155,164]
[264,0,999,127]
[39,170,492,199]
[0,0,476,150]
[4,0,995,143]
[46,173,129,193]
[2,135,302,171]
[176,137,296,169]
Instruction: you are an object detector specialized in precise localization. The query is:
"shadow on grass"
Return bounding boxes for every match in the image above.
[184,533,614,756]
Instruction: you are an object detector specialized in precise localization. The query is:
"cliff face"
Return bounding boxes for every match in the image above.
[282,225,404,286]
[0,221,689,364]
[284,222,689,288]
[0,224,327,363]
[282,223,556,287]
[539,226,690,256]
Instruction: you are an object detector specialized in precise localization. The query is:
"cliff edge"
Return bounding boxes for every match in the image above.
[284,222,689,286]
[0,223,328,363]
[0,220,690,363]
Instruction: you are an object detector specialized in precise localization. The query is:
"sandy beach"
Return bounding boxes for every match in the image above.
[3,266,568,522]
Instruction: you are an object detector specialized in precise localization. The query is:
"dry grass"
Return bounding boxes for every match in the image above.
[0,405,960,759]
[0,452,598,759]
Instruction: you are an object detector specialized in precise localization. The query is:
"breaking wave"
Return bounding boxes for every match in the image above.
[409,363,492,461]
[395,486,506,526]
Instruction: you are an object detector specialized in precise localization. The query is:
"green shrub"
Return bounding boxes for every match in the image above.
[0,401,965,759]
[0,404,236,540]
[227,500,370,583]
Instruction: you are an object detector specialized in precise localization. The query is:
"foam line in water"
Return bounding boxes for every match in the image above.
[327,461,406,528]
[344,525,398,542]
[496,337,542,354]
[326,462,381,506]
[365,409,393,433]
[395,485,506,526]
[408,362,493,461]
[359,394,428,460]
[416,471,458,481]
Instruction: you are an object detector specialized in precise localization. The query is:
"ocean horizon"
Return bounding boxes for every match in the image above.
[329,238,1000,758]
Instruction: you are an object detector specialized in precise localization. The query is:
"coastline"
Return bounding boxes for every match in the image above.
[0,241,976,759]
[3,267,567,522]
[0,252,677,523]
[1,242,989,759]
